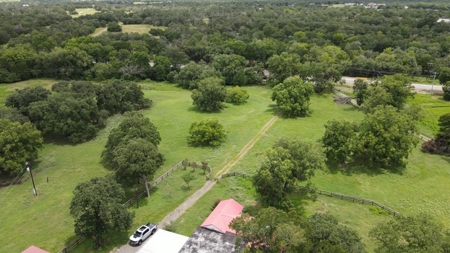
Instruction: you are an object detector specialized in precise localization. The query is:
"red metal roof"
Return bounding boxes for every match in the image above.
[201,199,243,234]
[22,245,49,253]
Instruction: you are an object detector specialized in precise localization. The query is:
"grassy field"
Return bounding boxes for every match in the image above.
[121,24,166,34]
[408,94,450,137]
[172,93,450,252]
[0,83,275,252]
[0,79,56,108]
[1,80,449,252]
[70,8,99,18]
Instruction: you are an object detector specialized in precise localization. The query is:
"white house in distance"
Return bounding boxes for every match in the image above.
[437,18,450,23]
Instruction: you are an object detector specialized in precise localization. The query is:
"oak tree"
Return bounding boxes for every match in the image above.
[271,76,314,117]
[70,177,133,248]
[191,77,227,112]
[0,119,43,175]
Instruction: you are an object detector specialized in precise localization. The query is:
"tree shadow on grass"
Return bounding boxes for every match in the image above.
[187,105,226,114]
[265,104,278,115]
[325,158,405,177]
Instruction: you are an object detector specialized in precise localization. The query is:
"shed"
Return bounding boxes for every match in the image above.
[22,245,49,253]
[200,198,243,234]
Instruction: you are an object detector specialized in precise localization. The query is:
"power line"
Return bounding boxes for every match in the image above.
[0,171,26,204]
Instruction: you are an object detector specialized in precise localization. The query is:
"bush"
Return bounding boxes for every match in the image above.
[187,119,227,147]
[225,86,250,104]
[211,199,221,211]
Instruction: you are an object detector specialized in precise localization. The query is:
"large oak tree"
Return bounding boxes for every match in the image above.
[70,177,133,248]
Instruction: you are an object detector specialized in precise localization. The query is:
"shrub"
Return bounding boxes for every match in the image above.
[225,86,250,105]
[211,199,221,211]
[187,119,227,147]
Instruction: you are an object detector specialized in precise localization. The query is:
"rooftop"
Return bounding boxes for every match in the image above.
[200,198,243,234]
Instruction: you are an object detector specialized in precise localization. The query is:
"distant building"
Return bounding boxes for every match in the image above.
[366,3,386,9]
[437,18,450,23]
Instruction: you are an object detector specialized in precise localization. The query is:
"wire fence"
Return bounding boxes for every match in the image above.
[58,160,183,253]
[314,188,399,216]
[217,172,399,216]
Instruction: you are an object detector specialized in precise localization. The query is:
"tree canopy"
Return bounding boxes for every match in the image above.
[370,214,450,253]
[230,207,366,253]
[357,106,418,169]
[191,77,227,112]
[271,76,314,117]
[70,177,133,248]
[253,138,326,208]
[0,119,43,175]
[102,112,163,197]
[187,119,227,147]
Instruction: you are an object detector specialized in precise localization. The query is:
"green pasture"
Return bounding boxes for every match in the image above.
[408,94,450,137]
[173,93,450,252]
[121,24,166,34]
[0,83,275,252]
[1,80,449,253]
[70,8,99,18]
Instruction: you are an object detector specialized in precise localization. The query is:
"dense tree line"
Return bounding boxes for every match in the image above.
[1,1,450,99]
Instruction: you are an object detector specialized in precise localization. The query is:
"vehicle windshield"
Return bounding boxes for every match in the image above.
[133,231,142,238]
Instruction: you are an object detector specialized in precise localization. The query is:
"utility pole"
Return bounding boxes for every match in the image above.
[432,71,437,95]
[25,162,37,196]
[428,61,436,95]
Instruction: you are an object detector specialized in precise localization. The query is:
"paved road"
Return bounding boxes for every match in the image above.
[342,76,443,92]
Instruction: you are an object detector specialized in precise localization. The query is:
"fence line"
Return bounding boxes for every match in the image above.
[58,161,183,253]
[311,188,399,216]
[216,172,399,216]
[216,171,251,181]
[57,236,86,253]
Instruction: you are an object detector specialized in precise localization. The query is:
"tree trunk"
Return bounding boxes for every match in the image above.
[143,174,150,197]
[96,236,101,248]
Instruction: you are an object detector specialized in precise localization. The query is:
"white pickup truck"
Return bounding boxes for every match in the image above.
[129,222,157,246]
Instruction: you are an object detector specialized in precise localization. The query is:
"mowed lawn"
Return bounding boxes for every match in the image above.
[0,84,276,253]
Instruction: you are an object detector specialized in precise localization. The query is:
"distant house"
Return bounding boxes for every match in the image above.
[22,245,49,253]
[437,18,450,23]
[178,199,245,253]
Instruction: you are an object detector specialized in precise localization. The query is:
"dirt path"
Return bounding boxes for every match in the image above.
[91,28,107,37]
[158,115,278,228]
[113,115,278,253]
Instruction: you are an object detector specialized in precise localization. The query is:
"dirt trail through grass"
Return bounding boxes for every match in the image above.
[91,28,107,37]
[158,115,278,228]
